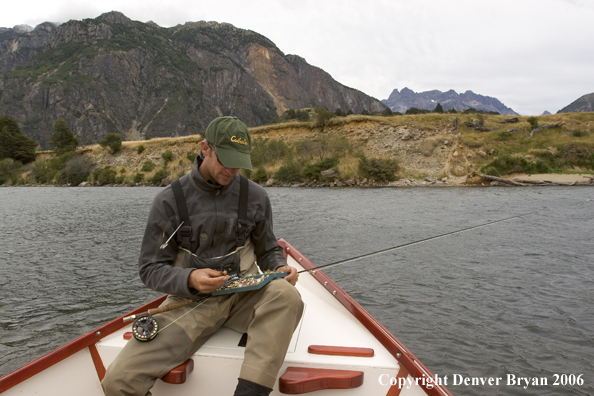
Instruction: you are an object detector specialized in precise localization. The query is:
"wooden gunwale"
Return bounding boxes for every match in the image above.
[278,238,453,396]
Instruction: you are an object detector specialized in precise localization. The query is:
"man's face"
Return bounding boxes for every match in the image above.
[199,141,239,185]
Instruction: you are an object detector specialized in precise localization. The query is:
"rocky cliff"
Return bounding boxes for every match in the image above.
[0,12,387,148]
[382,87,518,115]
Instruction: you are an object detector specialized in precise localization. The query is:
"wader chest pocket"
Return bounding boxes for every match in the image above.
[189,252,240,277]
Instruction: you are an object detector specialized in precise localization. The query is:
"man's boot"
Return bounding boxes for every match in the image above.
[233,378,273,396]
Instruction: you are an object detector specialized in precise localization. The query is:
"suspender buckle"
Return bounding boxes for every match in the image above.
[178,226,193,250]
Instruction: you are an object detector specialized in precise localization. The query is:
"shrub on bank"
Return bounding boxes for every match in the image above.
[141,161,156,172]
[93,167,117,185]
[480,154,552,176]
[133,172,144,183]
[162,150,173,163]
[100,133,122,154]
[60,154,94,186]
[275,162,301,183]
[251,167,268,184]
[0,158,23,185]
[150,169,169,185]
[358,154,399,182]
[302,157,339,181]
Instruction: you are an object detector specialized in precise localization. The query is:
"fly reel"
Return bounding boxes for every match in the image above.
[131,314,159,342]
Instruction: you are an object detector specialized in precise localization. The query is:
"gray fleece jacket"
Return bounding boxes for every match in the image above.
[138,156,286,298]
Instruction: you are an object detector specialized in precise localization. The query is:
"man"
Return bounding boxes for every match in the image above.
[102,116,304,396]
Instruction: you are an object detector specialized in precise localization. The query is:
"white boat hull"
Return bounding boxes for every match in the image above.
[0,239,451,396]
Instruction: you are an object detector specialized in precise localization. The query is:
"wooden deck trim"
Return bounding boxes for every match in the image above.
[308,345,374,357]
[0,295,167,393]
[279,367,364,394]
[278,238,453,396]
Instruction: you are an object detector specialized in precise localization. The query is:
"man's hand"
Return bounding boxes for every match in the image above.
[188,269,229,293]
[276,265,298,286]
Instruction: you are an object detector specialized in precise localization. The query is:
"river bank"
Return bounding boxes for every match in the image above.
[5,113,594,187]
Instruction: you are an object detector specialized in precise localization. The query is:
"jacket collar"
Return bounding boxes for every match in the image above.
[189,154,238,195]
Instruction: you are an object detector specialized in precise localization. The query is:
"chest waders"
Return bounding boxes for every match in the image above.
[128,175,250,342]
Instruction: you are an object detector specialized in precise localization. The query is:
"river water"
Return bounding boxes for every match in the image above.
[0,186,592,395]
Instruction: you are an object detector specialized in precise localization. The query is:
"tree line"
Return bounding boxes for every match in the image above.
[0,115,124,185]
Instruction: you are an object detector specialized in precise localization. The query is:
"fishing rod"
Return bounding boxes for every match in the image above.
[125,213,530,342]
[297,212,532,274]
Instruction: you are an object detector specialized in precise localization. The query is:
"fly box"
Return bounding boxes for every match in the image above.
[212,272,288,296]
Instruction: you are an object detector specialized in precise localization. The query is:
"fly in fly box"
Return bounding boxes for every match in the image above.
[212,272,288,296]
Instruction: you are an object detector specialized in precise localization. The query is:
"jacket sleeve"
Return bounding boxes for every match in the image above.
[138,190,197,298]
[250,190,287,272]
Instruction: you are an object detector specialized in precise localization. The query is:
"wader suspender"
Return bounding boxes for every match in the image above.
[171,175,249,252]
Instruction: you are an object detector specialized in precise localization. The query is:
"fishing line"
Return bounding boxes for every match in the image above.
[125,213,531,341]
[297,212,533,274]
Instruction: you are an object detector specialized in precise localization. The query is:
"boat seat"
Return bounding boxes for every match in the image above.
[279,367,364,394]
[123,332,193,384]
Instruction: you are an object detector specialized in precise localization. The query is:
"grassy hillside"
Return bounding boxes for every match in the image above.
[3,112,593,187]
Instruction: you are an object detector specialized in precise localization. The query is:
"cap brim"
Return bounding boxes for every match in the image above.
[216,147,252,171]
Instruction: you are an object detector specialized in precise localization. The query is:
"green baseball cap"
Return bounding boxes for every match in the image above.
[204,116,252,170]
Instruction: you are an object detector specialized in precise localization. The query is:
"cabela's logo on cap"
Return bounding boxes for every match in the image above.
[231,135,248,146]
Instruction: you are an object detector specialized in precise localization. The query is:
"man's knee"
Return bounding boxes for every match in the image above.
[267,279,304,317]
[102,360,151,396]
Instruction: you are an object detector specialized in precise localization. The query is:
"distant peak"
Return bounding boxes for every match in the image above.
[98,11,134,26]
[13,24,34,33]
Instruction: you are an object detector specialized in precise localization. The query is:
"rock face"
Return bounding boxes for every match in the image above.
[557,92,594,113]
[0,12,386,148]
[382,87,518,115]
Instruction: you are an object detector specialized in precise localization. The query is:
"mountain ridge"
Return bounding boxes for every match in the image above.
[0,12,386,148]
[557,92,594,113]
[382,87,518,115]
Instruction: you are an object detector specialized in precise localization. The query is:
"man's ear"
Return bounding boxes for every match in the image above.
[199,140,209,154]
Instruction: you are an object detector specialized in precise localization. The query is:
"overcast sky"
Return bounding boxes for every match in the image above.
[2,0,593,115]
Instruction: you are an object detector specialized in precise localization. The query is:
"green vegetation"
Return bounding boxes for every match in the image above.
[61,155,94,185]
[141,161,157,172]
[150,169,169,185]
[358,153,399,182]
[247,135,398,185]
[0,159,23,185]
[527,116,539,130]
[93,167,117,185]
[481,155,552,177]
[4,112,593,187]
[0,115,37,164]
[100,133,123,154]
[162,150,173,163]
[49,119,79,155]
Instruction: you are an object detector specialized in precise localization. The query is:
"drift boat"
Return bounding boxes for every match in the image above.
[0,239,453,396]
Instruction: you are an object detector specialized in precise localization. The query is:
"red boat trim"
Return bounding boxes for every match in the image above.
[385,366,409,396]
[0,295,167,393]
[308,345,374,357]
[88,344,106,382]
[278,239,453,396]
